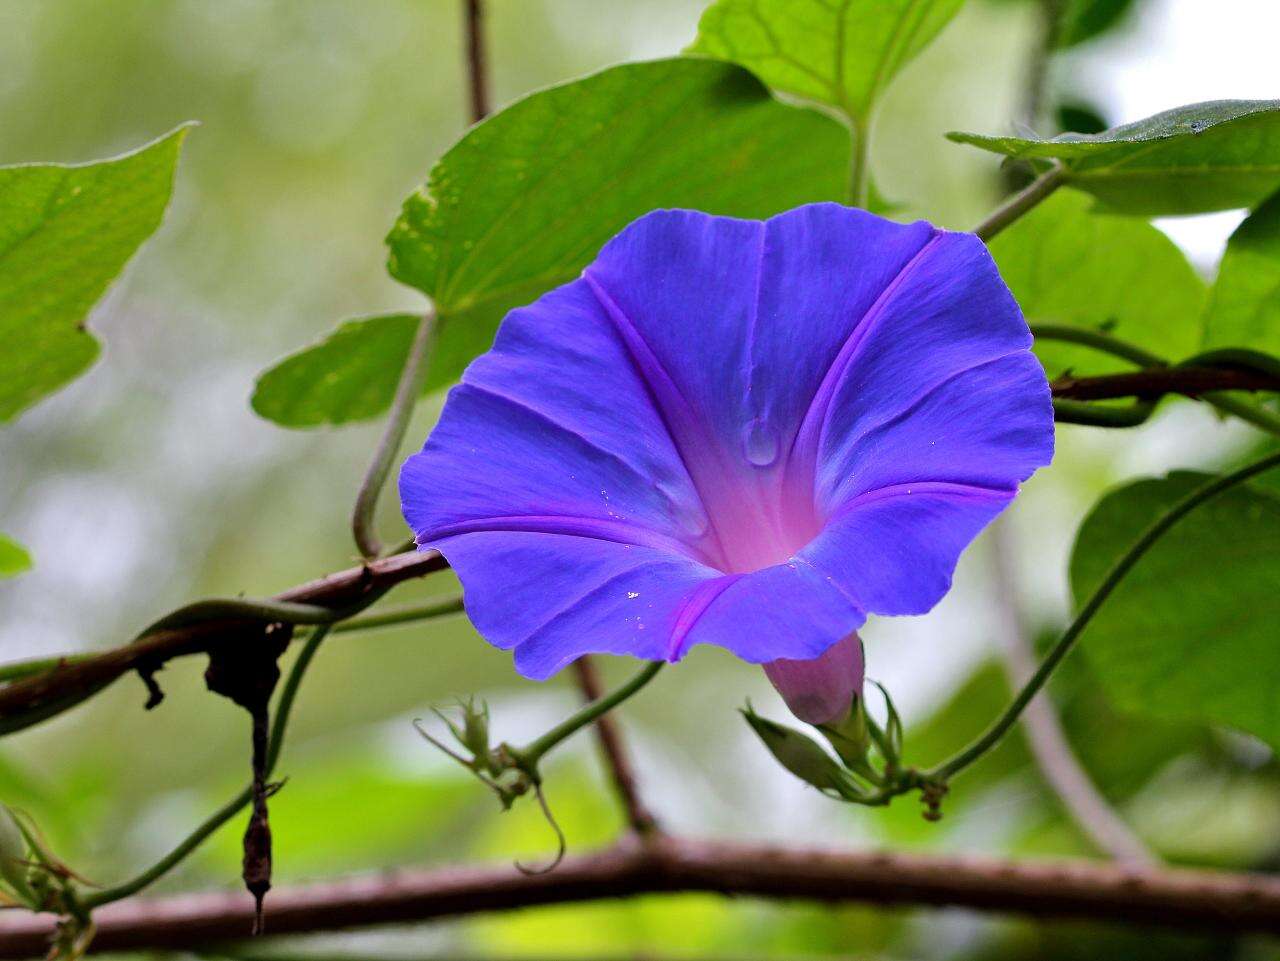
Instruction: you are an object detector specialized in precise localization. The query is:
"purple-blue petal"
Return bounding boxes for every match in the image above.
[399,204,1054,679]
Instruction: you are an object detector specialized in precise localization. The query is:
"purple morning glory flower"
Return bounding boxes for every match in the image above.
[400,204,1053,712]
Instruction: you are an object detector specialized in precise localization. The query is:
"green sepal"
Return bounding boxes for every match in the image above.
[0,805,35,907]
[741,703,866,801]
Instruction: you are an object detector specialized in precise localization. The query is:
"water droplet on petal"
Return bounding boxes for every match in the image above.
[744,419,778,467]
[657,482,710,539]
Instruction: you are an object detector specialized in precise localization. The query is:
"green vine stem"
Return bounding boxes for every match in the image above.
[508,661,664,775]
[82,626,333,909]
[847,118,870,208]
[925,447,1280,784]
[973,164,1066,242]
[328,596,464,634]
[351,307,438,559]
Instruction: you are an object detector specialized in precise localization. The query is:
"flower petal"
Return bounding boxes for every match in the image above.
[801,483,1015,616]
[433,530,722,680]
[401,204,1053,680]
[400,278,713,563]
[803,231,1054,513]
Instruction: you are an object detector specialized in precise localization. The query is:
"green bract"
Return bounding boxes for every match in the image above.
[1071,472,1280,752]
[951,100,1280,215]
[0,126,189,423]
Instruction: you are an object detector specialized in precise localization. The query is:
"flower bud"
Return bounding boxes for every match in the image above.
[762,632,865,727]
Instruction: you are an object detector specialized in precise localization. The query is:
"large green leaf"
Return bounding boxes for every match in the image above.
[951,100,1280,215]
[251,314,422,428]
[688,0,964,123]
[0,535,30,579]
[258,59,847,427]
[1071,472,1280,751]
[390,58,843,390]
[0,127,189,423]
[1202,189,1280,356]
[990,188,1207,374]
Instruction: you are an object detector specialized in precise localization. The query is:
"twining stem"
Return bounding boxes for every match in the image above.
[83,627,333,909]
[973,165,1066,242]
[328,596,464,634]
[1032,323,1161,367]
[1032,323,1280,437]
[926,448,1280,784]
[0,655,86,684]
[142,597,350,634]
[0,597,463,692]
[351,308,437,559]
[512,661,664,773]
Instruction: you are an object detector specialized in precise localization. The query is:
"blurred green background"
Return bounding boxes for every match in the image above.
[2,1,1279,958]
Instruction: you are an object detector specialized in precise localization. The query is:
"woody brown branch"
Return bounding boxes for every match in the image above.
[1052,366,1280,402]
[2,836,1279,957]
[571,656,661,835]
[0,550,446,727]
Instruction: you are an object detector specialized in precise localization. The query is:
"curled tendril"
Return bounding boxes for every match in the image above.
[514,782,566,876]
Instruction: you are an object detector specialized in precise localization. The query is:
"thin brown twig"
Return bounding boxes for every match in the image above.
[571,657,661,836]
[2,836,1278,957]
[464,0,490,124]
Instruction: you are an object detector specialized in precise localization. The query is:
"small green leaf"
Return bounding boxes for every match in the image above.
[0,535,31,579]
[251,314,423,428]
[990,188,1207,374]
[1202,189,1280,357]
[688,0,964,123]
[951,100,1280,215]
[1071,472,1280,751]
[386,57,847,395]
[0,126,190,423]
